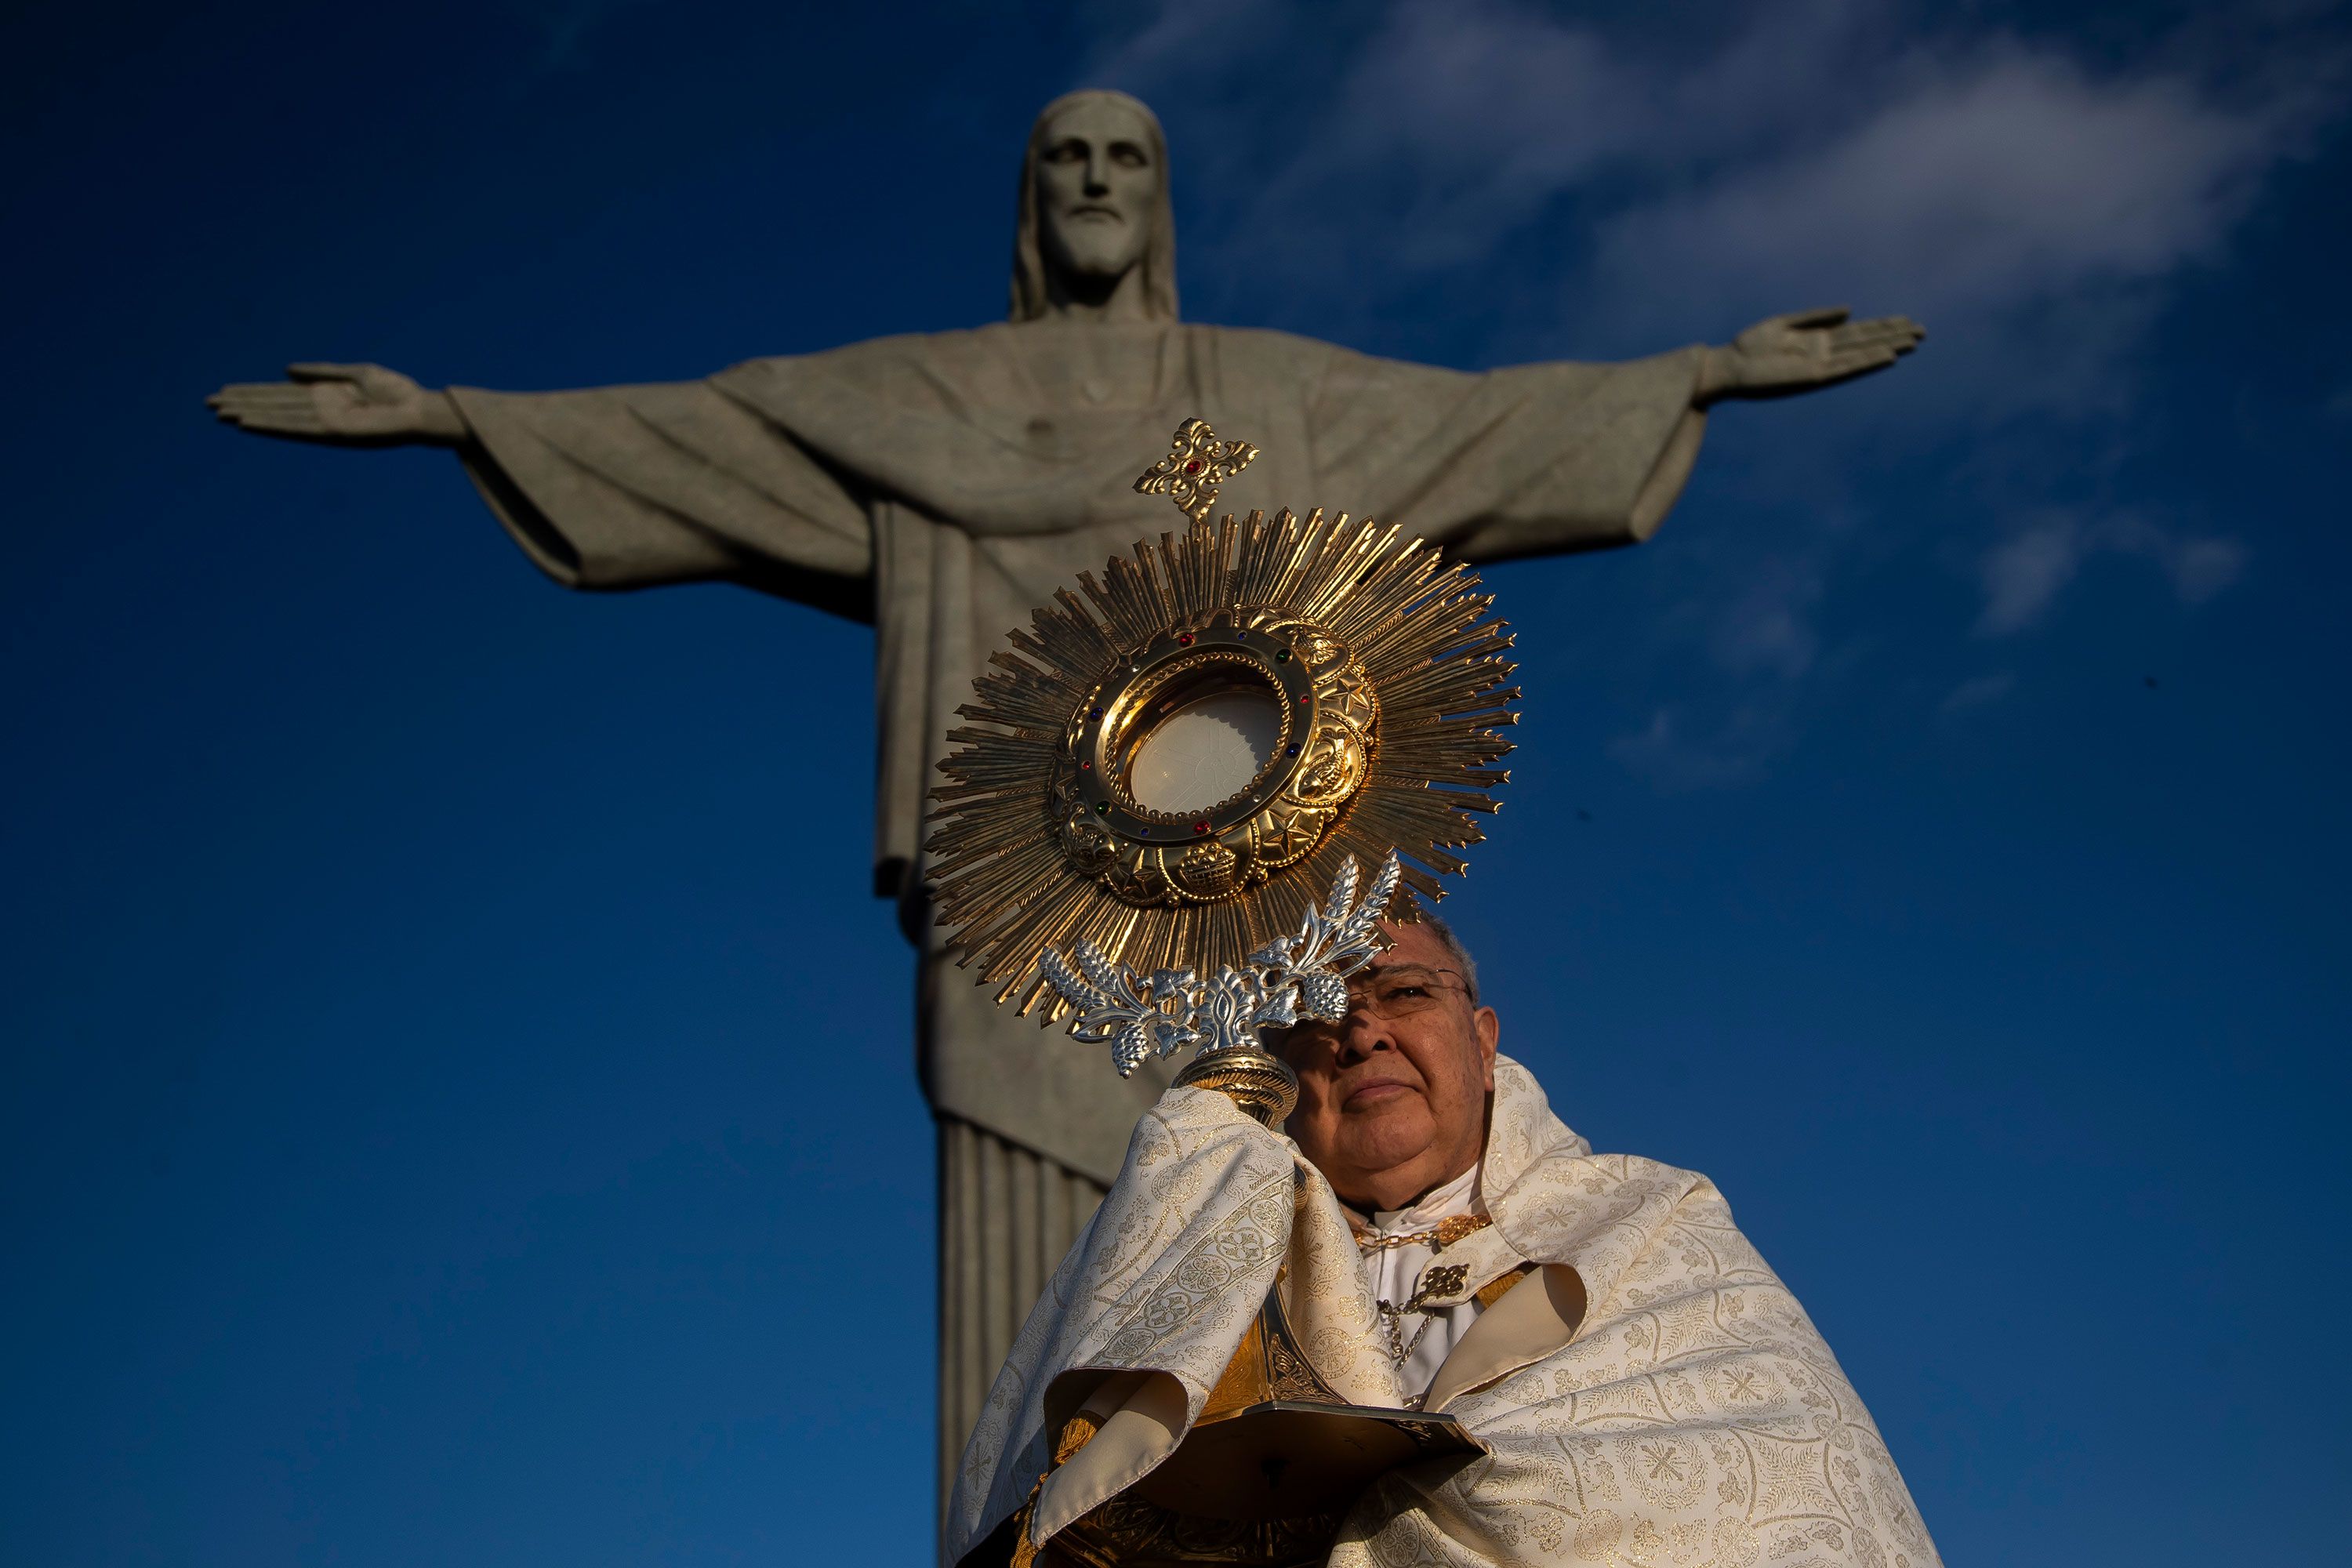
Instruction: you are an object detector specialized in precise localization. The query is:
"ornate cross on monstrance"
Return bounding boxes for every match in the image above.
[1131,419,1264,524]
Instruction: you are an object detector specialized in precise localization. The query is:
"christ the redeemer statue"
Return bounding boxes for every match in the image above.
[209,90,1923,1488]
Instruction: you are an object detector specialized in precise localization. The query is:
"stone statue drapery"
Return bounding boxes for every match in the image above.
[446,318,1708,1180]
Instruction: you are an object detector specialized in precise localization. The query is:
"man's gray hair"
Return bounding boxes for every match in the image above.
[1416,911,1480,1007]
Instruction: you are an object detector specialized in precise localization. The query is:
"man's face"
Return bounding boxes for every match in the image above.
[1273,920,1499,1214]
[1033,99,1158,285]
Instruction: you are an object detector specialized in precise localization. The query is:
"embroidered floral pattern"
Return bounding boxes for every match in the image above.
[948,1062,1941,1568]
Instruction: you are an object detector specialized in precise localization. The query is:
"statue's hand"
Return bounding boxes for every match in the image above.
[1697,307,1925,405]
[206,362,466,447]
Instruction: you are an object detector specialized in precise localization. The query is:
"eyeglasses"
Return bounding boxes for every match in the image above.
[1274,966,1470,1038]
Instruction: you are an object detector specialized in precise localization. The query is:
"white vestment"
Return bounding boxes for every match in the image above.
[947,1057,1942,1568]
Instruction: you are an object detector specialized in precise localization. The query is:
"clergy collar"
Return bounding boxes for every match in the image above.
[1339,1160,1484,1236]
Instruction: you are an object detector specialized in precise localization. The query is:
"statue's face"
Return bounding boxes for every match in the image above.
[1033,98,1160,286]
[1275,920,1499,1213]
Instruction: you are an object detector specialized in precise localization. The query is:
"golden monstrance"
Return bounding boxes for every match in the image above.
[927,420,1521,1566]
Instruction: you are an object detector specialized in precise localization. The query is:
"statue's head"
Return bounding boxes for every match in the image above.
[1011,89,1178,323]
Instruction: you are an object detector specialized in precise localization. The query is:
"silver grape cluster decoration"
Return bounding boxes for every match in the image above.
[1039,854,1403,1076]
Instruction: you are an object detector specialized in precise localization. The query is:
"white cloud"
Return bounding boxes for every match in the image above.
[1940,672,2016,713]
[1711,560,1824,681]
[1976,515,2086,635]
[1078,0,1276,97]
[2165,535,2249,604]
[1221,5,1639,274]
[1975,511,2247,635]
[1593,49,2277,325]
[1608,703,1795,793]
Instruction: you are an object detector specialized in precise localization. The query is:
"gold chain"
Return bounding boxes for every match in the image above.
[1374,1259,1477,1365]
[1358,1214,1493,1368]
[1375,1301,1433,1367]
[1352,1213,1491,1254]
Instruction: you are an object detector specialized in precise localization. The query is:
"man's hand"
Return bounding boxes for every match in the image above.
[207,362,467,448]
[1696,307,1925,405]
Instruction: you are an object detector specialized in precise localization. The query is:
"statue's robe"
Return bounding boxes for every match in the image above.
[949,1058,1943,1568]
[444,318,1711,1477]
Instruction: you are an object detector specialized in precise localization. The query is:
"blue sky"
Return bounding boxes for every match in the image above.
[4,2,2347,1563]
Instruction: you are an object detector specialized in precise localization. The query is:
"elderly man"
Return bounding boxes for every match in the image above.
[948,917,1942,1568]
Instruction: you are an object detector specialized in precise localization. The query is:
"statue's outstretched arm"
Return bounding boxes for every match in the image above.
[1695,307,1926,405]
[207,363,468,448]
[209,361,872,612]
[1422,307,1925,562]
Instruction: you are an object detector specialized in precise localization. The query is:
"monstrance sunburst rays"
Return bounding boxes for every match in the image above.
[926,501,1519,1023]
